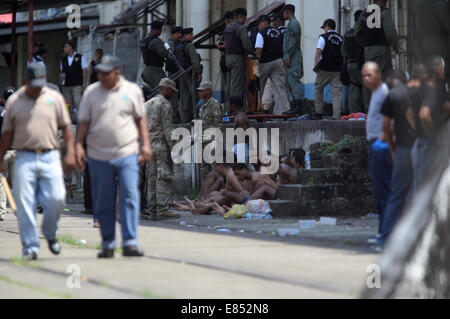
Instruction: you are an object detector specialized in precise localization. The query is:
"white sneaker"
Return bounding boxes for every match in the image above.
[367,237,378,245]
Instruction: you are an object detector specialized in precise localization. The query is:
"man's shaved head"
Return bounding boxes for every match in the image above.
[362,61,380,74]
[362,62,383,91]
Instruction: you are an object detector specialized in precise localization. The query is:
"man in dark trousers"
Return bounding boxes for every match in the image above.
[376,63,428,250]
[166,26,183,124]
[255,15,290,114]
[223,8,253,109]
[313,19,344,120]
[141,21,169,90]
[355,0,399,109]
[175,28,203,123]
[342,10,364,114]
[60,41,88,123]
[89,48,103,85]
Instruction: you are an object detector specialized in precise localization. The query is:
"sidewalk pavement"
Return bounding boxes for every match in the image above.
[0,204,379,299]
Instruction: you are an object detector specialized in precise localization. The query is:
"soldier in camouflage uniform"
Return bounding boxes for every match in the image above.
[197,81,223,179]
[282,4,305,115]
[144,78,179,220]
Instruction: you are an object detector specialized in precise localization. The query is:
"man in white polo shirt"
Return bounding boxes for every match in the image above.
[76,55,152,259]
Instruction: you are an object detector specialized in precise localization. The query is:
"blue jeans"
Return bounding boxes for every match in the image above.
[13,151,66,256]
[88,154,140,250]
[369,139,393,234]
[411,136,435,193]
[377,146,413,247]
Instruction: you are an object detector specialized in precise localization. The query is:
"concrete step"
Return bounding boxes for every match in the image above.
[268,198,377,219]
[277,183,374,202]
[322,153,369,169]
[299,168,371,185]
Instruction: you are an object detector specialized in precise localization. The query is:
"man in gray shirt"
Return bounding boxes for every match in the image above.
[362,61,392,250]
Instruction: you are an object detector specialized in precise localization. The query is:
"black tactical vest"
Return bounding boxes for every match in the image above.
[343,27,364,66]
[140,34,165,67]
[260,26,283,63]
[174,40,192,70]
[223,22,245,55]
[90,60,98,84]
[319,31,344,72]
[361,7,389,46]
[61,53,83,87]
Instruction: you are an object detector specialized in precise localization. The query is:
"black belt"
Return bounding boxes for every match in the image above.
[21,149,55,154]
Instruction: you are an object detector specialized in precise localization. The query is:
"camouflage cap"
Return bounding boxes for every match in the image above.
[197,81,212,91]
[159,78,178,92]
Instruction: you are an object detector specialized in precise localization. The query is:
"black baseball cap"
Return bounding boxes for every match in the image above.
[171,26,182,34]
[258,15,271,24]
[26,62,47,88]
[224,11,235,20]
[95,55,120,73]
[151,21,164,30]
[182,28,193,35]
[321,19,336,30]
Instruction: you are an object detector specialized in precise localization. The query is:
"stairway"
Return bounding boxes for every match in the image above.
[269,149,377,219]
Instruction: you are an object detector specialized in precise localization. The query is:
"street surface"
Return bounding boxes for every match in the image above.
[0,205,379,299]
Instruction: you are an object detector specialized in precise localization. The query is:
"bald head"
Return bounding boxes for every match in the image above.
[362,62,383,92]
[362,61,380,74]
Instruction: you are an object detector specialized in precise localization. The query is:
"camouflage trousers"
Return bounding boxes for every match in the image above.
[146,151,173,215]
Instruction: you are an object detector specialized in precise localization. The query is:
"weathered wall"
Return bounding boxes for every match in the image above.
[77,29,140,83]
[171,120,366,195]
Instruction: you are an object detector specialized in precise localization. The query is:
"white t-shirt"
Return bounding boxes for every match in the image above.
[60,52,88,71]
[317,37,326,50]
[255,33,264,49]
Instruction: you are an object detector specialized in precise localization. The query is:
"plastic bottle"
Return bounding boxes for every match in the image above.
[305,152,311,170]
[245,213,273,220]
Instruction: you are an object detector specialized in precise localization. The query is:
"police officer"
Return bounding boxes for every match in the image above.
[282,4,304,115]
[313,19,344,120]
[355,0,399,109]
[144,78,179,221]
[166,26,183,124]
[197,81,223,179]
[175,28,203,123]
[223,8,254,108]
[141,21,169,90]
[342,10,365,114]
[217,11,236,96]
[255,15,290,115]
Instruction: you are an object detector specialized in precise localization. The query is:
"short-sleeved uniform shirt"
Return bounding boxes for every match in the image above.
[380,83,417,148]
[2,86,71,150]
[78,76,145,161]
